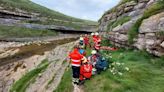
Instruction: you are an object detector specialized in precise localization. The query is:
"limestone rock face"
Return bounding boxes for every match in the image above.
[161,41,164,48]
[139,12,164,33]
[99,0,164,56]
[135,12,164,56]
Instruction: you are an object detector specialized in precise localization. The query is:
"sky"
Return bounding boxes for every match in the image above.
[31,0,120,21]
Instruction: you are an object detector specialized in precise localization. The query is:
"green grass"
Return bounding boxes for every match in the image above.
[0,25,57,38]
[55,38,164,92]
[84,49,164,92]
[107,16,131,31]
[10,59,50,92]
[54,68,73,92]
[156,31,164,40]
[128,0,164,44]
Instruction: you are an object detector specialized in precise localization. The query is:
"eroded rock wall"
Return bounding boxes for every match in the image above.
[99,0,164,56]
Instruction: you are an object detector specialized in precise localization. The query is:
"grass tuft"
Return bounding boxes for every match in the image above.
[54,69,73,92]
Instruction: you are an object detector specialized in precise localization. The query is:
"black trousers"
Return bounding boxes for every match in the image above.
[72,66,80,78]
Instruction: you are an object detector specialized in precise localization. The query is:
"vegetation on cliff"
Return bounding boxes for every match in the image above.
[0,25,57,38]
[107,16,131,31]
[128,0,164,43]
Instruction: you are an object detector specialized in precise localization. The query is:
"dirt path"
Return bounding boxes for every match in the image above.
[73,85,84,92]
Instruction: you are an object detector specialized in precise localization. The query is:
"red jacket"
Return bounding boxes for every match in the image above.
[69,48,84,67]
[84,36,89,45]
[80,63,92,80]
[93,36,101,43]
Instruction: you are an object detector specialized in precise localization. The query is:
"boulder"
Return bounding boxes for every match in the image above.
[112,20,134,34]
[134,38,146,50]
[145,33,156,39]
[145,39,156,46]
[138,0,149,3]
[147,0,157,6]
[139,12,164,33]
[134,3,146,9]
[104,14,113,21]
[125,1,137,7]
[117,34,128,42]
[124,6,134,13]
[129,10,141,17]
[160,41,164,48]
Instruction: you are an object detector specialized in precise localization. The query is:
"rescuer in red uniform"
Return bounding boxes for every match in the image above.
[69,45,84,85]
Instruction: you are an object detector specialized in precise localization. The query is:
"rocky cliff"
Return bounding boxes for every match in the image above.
[99,0,164,56]
[0,0,97,34]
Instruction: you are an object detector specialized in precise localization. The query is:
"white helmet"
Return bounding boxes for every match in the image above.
[79,37,84,40]
[91,33,95,36]
[91,50,97,55]
[95,32,99,36]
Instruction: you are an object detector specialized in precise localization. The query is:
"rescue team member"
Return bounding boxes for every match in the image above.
[83,34,89,49]
[79,37,85,49]
[88,50,100,67]
[69,45,84,85]
[80,58,93,82]
[95,57,109,74]
[90,33,95,48]
[78,46,86,56]
[94,32,102,51]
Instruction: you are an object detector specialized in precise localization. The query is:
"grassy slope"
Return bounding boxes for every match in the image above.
[84,49,164,92]
[54,39,164,92]
[0,25,57,38]
[0,0,97,25]
[10,59,50,92]
[0,0,97,37]
[54,69,73,92]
